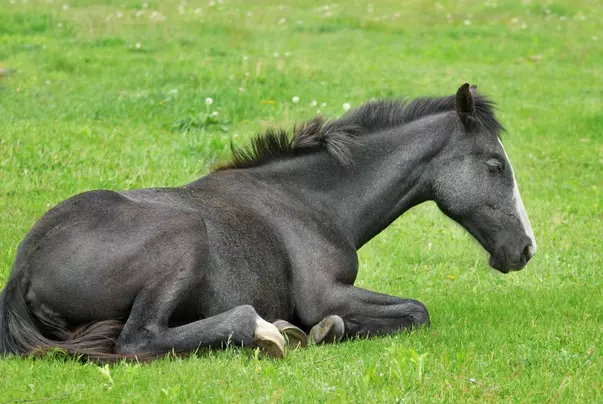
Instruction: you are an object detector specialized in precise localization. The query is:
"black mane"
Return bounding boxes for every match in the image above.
[217,94,503,171]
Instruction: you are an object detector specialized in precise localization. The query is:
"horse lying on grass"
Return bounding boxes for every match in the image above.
[0,83,536,362]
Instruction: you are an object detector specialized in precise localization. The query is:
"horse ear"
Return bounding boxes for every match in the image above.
[456,83,478,130]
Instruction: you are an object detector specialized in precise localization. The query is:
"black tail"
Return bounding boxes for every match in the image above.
[0,275,149,363]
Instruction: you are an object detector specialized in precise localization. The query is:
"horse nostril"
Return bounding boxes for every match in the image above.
[523,244,535,262]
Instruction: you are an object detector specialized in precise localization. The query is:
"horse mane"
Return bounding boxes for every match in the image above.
[216,94,503,171]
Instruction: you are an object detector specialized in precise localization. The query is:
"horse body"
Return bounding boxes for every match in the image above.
[0,84,536,360]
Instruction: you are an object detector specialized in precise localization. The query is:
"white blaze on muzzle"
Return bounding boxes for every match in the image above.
[498,139,537,253]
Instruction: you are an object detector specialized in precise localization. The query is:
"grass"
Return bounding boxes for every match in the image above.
[0,0,601,402]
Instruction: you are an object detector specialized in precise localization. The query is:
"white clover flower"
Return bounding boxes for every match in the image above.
[292,96,300,104]
[278,18,286,24]
[211,111,219,117]
[62,4,69,11]
[464,20,471,25]
[135,42,141,49]
[205,97,213,105]
[343,103,351,111]
[320,102,327,108]
[310,100,317,107]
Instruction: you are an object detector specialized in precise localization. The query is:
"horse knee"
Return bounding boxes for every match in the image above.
[408,300,430,328]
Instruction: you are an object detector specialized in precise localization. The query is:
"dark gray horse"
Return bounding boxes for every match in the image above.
[0,84,536,361]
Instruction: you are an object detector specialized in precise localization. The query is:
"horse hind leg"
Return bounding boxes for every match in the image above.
[113,262,286,358]
[116,293,286,359]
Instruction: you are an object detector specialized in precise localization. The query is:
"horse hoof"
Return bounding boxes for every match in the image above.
[273,320,308,349]
[254,318,285,359]
[309,315,345,345]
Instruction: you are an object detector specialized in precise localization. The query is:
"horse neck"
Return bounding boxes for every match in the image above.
[245,116,450,249]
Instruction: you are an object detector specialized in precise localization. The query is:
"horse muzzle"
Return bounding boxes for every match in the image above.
[489,243,535,273]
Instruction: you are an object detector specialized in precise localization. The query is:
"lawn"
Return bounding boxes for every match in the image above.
[0,0,601,402]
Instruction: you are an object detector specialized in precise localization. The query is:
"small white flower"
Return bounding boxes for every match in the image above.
[209,0,216,6]
[150,11,166,21]
[292,96,300,104]
[310,100,317,107]
[247,11,253,16]
[194,8,202,14]
[316,109,321,114]
[464,19,471,25]
[205,97,213,105]
[62,4,69,10]
[320,102,327,108]
[273,52,279,58]
[135,42,141,49]
[211,111,219,117]
[511,17,518,23]
[284,51,290,57]
[116,11,123,18]
[57,22,63,28]
[278,18,286,24]
[238,87,246,92]
[142,2,148,8]
[343,103,351,111]
[242,55,249,61]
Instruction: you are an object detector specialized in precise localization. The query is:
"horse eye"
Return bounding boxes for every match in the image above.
[485,159,502,173]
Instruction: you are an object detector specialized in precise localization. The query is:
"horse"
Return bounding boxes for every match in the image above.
[0,83,536,361]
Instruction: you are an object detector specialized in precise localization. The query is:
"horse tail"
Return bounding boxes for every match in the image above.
[0,274,51,356]
[0,267,149,363]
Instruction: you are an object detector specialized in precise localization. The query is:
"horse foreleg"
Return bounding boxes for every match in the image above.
[309,285,430,344]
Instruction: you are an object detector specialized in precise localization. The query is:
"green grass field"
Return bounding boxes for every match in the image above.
[1,0,601,402]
